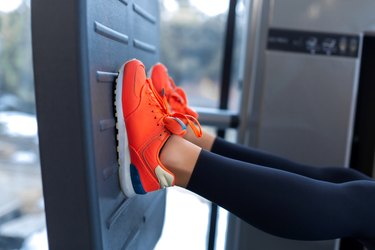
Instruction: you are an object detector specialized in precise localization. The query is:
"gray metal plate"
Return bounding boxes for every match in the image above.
[32,0,165,249]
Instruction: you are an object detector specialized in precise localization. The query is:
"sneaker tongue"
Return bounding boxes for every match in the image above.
[151,64,171,95]
[163,117,187,136]
[175,87,188,103]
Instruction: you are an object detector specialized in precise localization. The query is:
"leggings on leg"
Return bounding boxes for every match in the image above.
[211,137,373,183]
[187,149,375,243]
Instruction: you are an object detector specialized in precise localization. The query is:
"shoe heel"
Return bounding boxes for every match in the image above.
[155,166,174,188]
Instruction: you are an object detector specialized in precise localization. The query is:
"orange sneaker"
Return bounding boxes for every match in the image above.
[115,59,201,197]
[150,63,199,119]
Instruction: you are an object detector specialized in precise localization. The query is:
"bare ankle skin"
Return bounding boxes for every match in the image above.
[160,135,202,188]
[183,126,215,151]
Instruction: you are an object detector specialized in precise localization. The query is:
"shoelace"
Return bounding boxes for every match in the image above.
[146,79,202,138]
[165,77,197,118]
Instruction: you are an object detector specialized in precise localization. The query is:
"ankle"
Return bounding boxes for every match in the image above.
[184,126,215,151]
[160,135,180,169]
[160,135,201,188]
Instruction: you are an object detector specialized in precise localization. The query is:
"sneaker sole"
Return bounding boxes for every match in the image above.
[115,59,136,198]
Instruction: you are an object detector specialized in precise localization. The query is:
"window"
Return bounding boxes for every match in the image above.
[155,1,236,249]
[0,1,47,249]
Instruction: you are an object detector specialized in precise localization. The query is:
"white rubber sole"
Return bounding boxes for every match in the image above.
[115,60,136,198]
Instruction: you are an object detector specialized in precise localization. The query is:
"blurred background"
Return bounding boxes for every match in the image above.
[0,0,47,249]
[159,0,243,111]
[155,1,245,249]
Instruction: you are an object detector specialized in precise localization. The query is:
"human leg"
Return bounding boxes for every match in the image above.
[210,136,373,183]
[115,59,202,196]
[118,60,375,248]
[160,135,375,242]
[184,126,372,183]
[149,63,372,184]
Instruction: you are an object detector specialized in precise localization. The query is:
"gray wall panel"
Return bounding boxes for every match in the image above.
[259,51,358,166]
[230,0,373,250]
[270,0,375,33]
[33,0,165,249]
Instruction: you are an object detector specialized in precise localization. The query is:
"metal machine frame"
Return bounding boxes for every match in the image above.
[32,1,166,249]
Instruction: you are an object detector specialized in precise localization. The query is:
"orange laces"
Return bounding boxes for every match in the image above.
[146,79,202,138]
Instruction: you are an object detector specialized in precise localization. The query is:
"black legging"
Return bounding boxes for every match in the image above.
[211,137,373,183]
[187,138,375,248]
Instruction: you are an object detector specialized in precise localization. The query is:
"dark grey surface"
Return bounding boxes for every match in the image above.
[230,0,375,250]
[32,1,165,249]
[267,28,360,58]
